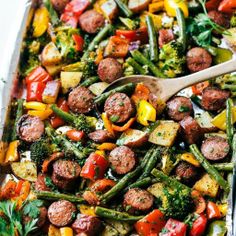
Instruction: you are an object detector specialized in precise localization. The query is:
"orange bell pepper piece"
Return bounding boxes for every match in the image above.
[97,143,117,150]
[207,201,222,219]
[112,117,136,132]
[131,83,150,105]
[42,152,64,173]
[101,113,115,137]
[0,180,17,200]
[191,190,206,214]
[191,81,209,95]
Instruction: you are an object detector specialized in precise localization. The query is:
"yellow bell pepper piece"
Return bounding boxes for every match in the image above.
[24,101,47,111]
[80,204,96,216]
[137,100,156,126]
[0,141,8,164]
[33,7,49,37]
[140,12,162,30]
[164,0,188,17]
[28,109,53,120]
[149,2,164,13]
[60,227,73,236]
[97,143,117,150]
[211,107,236,130]
[180,153,200,167]
[217,203,228,217]
[95,150,106,157]
[4,140,20,164]
[48,225,61,236]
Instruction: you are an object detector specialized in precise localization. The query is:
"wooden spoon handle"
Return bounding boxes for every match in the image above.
[175,59,236,89]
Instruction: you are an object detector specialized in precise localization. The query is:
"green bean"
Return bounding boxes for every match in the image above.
[138,148,161,180]
[126,58,147,75]
[226,98,234,146]
[151,168,191,192]
[114,0,133,18]
[213,163,234,171]
[100,166,142,204]
[51,104,74,123]
[80,76,100,87]
[95,206,143,221]
[122,177,152,194]
[82,24,113,60]
[12,99,24,141]
[222,84,236,91]
[131,50,164,77]
[176,8,186,52]
[43,0,59,25]
[94,83,135,106]
[190,94,202,107]
[190,144,230,192]
[146,15,158,61]
[35,191,84,203]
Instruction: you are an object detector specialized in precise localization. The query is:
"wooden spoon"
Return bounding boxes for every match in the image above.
[105,59,236,102]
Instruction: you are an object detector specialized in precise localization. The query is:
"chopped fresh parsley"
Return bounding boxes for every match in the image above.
[23,200,44,218]
[178,106,190,112]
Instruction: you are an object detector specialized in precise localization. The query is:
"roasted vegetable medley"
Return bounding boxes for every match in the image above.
[0,0,236,235]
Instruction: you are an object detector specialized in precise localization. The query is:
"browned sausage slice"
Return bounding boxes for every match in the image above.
[167,96,193,121]
[98,58,123,84]
[48,200,76,227]
[123,188,154,213]
[201,136,230,161]
[72,214,103,236]
[78,10,105,34]
[68,86,94,114]
[208,10,230,29]
[179,116,203,144]
[50,0,69,13]
[109,146,136,174]
[186,47,212,73]
[53,159,81,180]
[35,174,51,191]
[175,161,198,184]
[201,87,230,111]
[158,29,175,48]
[88,130,113,143]
[104,92,134,123]
[51,172,74,190]
[17,114,45,142]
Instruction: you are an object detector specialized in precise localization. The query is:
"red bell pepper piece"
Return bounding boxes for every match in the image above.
[72,34,84,52]
[80,153,109,181]
[25,66,51,85]
[189,214,207,236]
[206,0,222,11]
[161,218,187,236]
[135,209,166,236]
[207,201,221,219]
[26,81,46,102]
[50,98,69,128]
[61,0,90,27]
[116,27,148,43]
[14,180,25,196]
[218,0,236,13]
[66,130,85,141]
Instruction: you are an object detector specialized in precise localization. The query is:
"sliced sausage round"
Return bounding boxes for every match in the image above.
[88,130,113,143]
[23,206,48,228]
[17,114,44,142]
[68,86,94,114]
[48,200,76,227]
[201,136,230,161]
[201,87,230,111]
[186,47,212,73]
[179,116,203,144]
[50,0,69,13]
[35,174,51,191]
[104,92,134,123]
[109,146,136,174]
[175,161,198,184]
[123,188,154,213]
[158,29,175,48]
[72,214,103,236]
[78,10,105,34]
[51,172,74,190]
[53,159,81,180]
[208,10,230,29]
[167,96,193,121]
[98,58,123,84]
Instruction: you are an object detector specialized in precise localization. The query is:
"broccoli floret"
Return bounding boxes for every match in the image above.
[160,187,192,220]
[30,139,52,167]
[230,12,236,27]
[73,114,96,133]
[159,41,186,78]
